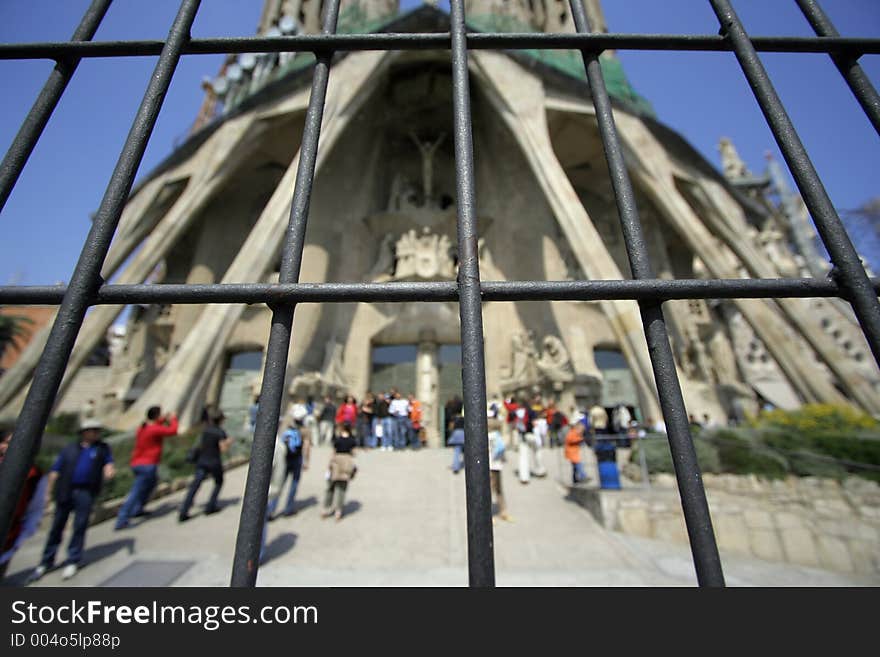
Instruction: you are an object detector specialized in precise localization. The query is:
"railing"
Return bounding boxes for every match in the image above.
[0,0,878,588]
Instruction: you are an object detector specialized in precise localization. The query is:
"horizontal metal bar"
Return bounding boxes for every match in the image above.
[2,277,877,306]
[1,33,878,60]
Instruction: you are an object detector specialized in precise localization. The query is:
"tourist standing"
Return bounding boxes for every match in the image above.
[30,419,115,581]
[589,403,608,443]
[375,392,392,451]
[335,395,358,432]
[115,406,178,530]
[389,391,411,450]
[445,395,463,443]
[248,395,260,434]
[503,396,518,449]
[564,422,589,485]
[513,398,535,484]
[529,396,548,479]
[448,411,465,473]
[261,426,295,563]
[178,409,232,521]
[0,425,48,581]
[359,393,376,448]
[272,418,311,518]
[317,394,336,447]
[487,412,512,522]
[409,394,424,447]
[612,403,632,434]
[321,422,357,521]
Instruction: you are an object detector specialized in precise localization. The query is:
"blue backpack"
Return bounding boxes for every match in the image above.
[283,427,302,454]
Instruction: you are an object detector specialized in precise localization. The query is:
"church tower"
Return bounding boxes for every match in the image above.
[2,0,877,444]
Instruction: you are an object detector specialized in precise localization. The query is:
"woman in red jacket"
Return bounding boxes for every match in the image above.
[335,395,358,431]
[115,406,178,530]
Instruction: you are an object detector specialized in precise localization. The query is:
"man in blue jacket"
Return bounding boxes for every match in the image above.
[29,418,115,582]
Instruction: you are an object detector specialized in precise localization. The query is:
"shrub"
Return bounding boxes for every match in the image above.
[633,435,721,475]
[752,403,878,434]
[45,413,80,436]
[709,429,789,480]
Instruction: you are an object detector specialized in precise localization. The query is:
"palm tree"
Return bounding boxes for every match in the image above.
[0,313,35,362]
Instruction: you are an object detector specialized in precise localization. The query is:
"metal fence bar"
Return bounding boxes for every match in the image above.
[569,0,725,587]
[2,277,879,306]
[0,0,113,213]
[795,0,880,135]
[0,0,202,560]
[710,0,880,371]
[229,0,340,588]
[449,0,495,588]
[2,34,879,60]
[0,1,877,590]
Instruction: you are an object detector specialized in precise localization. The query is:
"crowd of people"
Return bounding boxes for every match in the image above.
[276,388,426,452]
[3,381,729,583]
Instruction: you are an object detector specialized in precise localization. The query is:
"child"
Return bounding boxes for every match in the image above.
[564,422,590,486]
[322,422,357,521]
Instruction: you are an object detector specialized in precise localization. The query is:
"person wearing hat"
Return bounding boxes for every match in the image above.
[29,418,115,582]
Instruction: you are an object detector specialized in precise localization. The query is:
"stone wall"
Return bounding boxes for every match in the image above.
[570,473,880,575]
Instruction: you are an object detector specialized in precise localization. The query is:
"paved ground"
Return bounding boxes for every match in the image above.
[4,446,878,587]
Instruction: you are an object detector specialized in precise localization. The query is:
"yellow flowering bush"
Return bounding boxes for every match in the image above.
[750,404,878,433]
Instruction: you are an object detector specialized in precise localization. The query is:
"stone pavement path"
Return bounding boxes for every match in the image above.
[5,446,878,587]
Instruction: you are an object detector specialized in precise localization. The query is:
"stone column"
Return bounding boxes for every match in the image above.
[470,51,662,421]
[118,50,393,430]
[416,332,440,447]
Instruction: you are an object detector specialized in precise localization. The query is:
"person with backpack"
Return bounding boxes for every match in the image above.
[29,419,115,582]
[273,417,311,518]
[178,409,232,522]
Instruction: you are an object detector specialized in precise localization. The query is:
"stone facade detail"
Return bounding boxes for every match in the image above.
[1,2,878,432]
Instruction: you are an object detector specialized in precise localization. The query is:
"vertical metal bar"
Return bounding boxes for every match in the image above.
[795,0,880,135]
[710,0,880,371]
[449,0,495,588]
[0,0,114,214]
[229,0,340,588]
[0,0,202,552]
[569,0,725,586]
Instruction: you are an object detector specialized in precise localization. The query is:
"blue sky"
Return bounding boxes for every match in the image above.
[0,0,877,286]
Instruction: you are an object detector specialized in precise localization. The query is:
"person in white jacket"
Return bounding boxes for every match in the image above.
[260,427,297,564]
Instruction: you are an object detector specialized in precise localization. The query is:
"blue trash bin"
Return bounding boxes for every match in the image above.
[594,439,621,490]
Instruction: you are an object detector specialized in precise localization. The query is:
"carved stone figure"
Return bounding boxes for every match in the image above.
[505,329,540,387]
[388,172,422,212]
[718,137,750,180]
[409,131,446,208]
[536,335,574,383]
[685,322,715,384]
[393,228,456,280]
[367,233,396,281]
